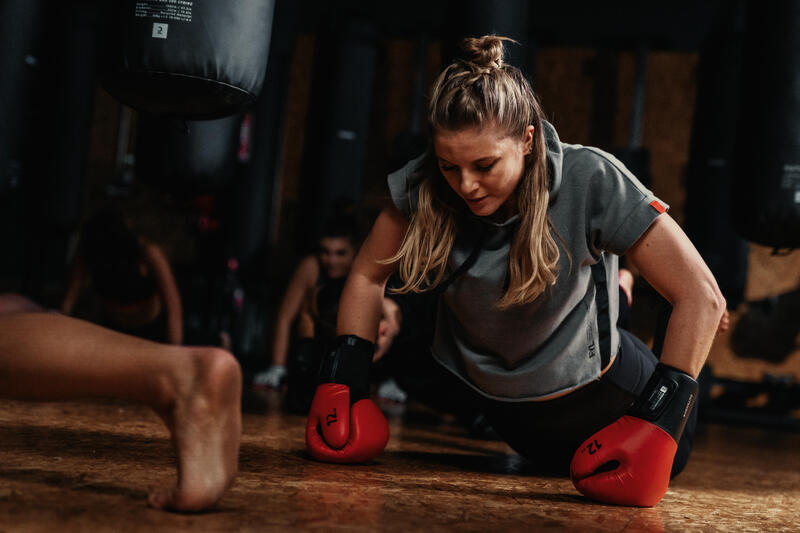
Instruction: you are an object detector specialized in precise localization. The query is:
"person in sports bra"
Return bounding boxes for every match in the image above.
[62,210,183,344]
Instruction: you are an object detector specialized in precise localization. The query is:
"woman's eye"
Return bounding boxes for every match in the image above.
[476,163,494,172]
[440,165,456,173]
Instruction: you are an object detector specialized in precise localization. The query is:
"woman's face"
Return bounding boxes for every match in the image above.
[434,124,533,220]
[319,237,356,279]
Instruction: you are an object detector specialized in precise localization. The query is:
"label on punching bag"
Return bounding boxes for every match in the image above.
[135,0,193,23]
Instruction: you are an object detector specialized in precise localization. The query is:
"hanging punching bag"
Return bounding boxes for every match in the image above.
[684,2,749,307]
[731,0,800,248]
[135,114,241,193]
[100,0,274,119]
[0,0,44,194]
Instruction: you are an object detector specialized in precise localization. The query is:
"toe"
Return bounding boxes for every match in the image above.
[146,488,172,510]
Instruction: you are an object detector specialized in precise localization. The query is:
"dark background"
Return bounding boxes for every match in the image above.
[1,0,798,389]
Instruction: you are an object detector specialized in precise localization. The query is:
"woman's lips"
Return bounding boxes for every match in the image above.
[466,196,488,206]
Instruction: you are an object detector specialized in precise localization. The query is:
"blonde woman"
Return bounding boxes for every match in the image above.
[305,36,725,507]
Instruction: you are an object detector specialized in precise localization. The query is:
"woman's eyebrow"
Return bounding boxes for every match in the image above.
[438,156,499,166]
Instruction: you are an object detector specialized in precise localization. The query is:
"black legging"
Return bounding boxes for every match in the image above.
[391,287,698,477]
[480,328,697,477]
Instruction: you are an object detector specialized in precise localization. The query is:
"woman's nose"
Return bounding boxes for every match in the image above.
[460,171,480,196]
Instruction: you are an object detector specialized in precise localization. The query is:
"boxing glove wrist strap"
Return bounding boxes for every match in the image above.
[630,362,698,442]
[318,335,374,402]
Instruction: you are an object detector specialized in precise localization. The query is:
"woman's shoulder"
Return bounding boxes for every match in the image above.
[139,239,167,266]
[298,254,320,272]
[542,121,624,183]
[296,254,321,284]
[387,153,427,217]
[561,143,639,185]
[560,143,616,172]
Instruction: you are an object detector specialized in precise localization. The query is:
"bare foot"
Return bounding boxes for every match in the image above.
[717,308,730,334]
[148,347,242,512]
[619,268,634,307]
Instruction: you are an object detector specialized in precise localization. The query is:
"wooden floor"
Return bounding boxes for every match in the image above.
[1,392,798,533]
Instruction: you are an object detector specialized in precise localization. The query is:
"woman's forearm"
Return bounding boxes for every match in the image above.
[656,283,725,378]
[335,206,409,343]
[626,215,726,379]
[271,317,292,366]
[336,272,386,343]
[160,280,183,345]
[163,288,184,345]
[166,307,183,345]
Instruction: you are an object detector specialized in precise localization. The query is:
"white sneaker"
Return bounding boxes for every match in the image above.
[376,377,408,403]
[253,365,287,388]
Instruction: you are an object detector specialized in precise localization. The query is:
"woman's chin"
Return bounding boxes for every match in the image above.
[466,202,498,217]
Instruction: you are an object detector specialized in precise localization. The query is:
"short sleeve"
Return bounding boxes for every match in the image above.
[387,153,426,219]
[581,148,669,256]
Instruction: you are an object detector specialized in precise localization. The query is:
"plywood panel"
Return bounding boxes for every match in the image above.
[1,397,798,532]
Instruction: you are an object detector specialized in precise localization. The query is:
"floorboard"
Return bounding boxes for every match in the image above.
[1,396,798,532]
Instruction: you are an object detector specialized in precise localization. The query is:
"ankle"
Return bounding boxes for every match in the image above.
[156,347,241,413]
[187,347,242,404]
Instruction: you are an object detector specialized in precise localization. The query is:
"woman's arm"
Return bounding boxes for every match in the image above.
[143,242,184,345]
[305,206,407,464]
[626,214,726,378]
[296,296,316,339]
[337,206,409,341]
[271,255,319,366]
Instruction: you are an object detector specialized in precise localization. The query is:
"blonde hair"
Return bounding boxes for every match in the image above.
[389,35,560,308]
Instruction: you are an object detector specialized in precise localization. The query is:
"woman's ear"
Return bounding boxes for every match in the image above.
[524,125,535,154]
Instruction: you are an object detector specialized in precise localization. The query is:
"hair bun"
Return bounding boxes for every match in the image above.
[460,35,513,69]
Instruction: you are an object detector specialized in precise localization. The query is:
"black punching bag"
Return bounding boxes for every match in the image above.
[731,1,800,248]
[100,0,274,119]
[0,0,44,193]
[684,2,749,307]
[136,114,241,193]
[299,17,378,243]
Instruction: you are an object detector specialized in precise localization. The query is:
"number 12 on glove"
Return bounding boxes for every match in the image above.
[570,363,698,506]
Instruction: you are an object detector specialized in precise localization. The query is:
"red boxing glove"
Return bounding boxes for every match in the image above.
[305,336,389,463]
[570,363,698,507]
[306,383,389,463]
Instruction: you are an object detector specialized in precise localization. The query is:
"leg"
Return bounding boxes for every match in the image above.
[0,312,242,512]
[284,336,318,413]
[617,285,632,332]
[392,344,490,435]
[0,293,44,314]
[484,329,660,475]
[483,378,637,475]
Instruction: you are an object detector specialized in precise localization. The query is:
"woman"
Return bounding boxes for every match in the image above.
[256,213,406,408]
[304,36,725,507]
[253,214,360,389]
[62,210,183,345]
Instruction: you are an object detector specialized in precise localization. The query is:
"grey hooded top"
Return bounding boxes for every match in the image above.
[387,121,667,401]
